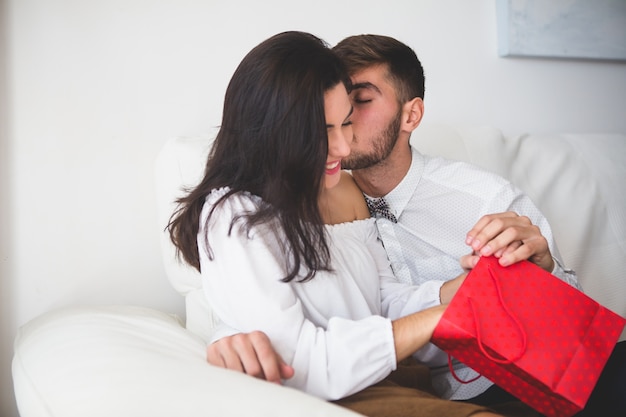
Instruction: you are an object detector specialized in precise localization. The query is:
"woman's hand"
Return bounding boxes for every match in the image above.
[206,331,294,384]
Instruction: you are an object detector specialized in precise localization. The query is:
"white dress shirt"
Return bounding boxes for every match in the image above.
[367,146,580,400]
[200,187,433,401]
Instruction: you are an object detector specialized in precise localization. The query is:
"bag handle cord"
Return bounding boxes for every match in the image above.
[449,264,528,383]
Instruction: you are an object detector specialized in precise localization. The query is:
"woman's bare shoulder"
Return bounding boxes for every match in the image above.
[321,172,370,225]
[337,171,370,220]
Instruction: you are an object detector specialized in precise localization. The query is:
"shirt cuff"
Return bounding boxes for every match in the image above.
[551,257,582,290]
[209,323,241,344]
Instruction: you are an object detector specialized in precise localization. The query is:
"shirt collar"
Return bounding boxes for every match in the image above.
[382,146,424,218]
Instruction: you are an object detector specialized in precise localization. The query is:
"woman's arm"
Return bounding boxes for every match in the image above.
[391,304,446,361]
[206,306,446,385]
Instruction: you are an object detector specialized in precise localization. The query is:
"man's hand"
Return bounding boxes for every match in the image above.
[464,211,554,272]
[206,331,294,384]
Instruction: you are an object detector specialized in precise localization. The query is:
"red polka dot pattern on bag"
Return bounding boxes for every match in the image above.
[432,256,626,417]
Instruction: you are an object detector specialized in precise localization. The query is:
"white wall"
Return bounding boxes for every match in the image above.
[2,0,625,415]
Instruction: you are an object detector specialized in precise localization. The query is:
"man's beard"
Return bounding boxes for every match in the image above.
[342,111,401,170]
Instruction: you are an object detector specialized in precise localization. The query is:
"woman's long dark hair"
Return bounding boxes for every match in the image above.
[168,31,351,282]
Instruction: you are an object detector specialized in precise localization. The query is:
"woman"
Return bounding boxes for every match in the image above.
[168,31,500,417]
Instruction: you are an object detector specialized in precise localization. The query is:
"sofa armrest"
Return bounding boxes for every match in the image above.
[13,306,361,417]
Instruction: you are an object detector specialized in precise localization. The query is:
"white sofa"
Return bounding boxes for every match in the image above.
[12,125,626,417]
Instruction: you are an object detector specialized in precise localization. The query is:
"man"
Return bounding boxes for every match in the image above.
[206,34,580,412]
[331,35,580,405]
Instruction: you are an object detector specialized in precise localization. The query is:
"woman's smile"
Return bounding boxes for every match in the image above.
[326,160,341,175]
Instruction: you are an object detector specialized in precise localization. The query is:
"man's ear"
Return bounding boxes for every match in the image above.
[401,97,424,133]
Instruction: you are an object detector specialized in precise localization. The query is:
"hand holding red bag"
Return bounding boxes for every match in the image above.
[431,256,625,417]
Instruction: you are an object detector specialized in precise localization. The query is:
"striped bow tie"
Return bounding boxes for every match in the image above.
[365,197,397,223]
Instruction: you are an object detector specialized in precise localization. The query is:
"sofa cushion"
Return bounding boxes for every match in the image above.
[155,136,215,341]
[500,132,626,329]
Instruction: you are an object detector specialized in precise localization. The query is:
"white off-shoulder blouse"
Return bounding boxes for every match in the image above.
[198,187,428,400]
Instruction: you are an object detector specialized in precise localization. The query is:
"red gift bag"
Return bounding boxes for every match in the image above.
[431,256,625,417]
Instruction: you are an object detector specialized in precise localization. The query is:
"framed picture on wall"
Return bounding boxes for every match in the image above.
[496,0,626,61]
